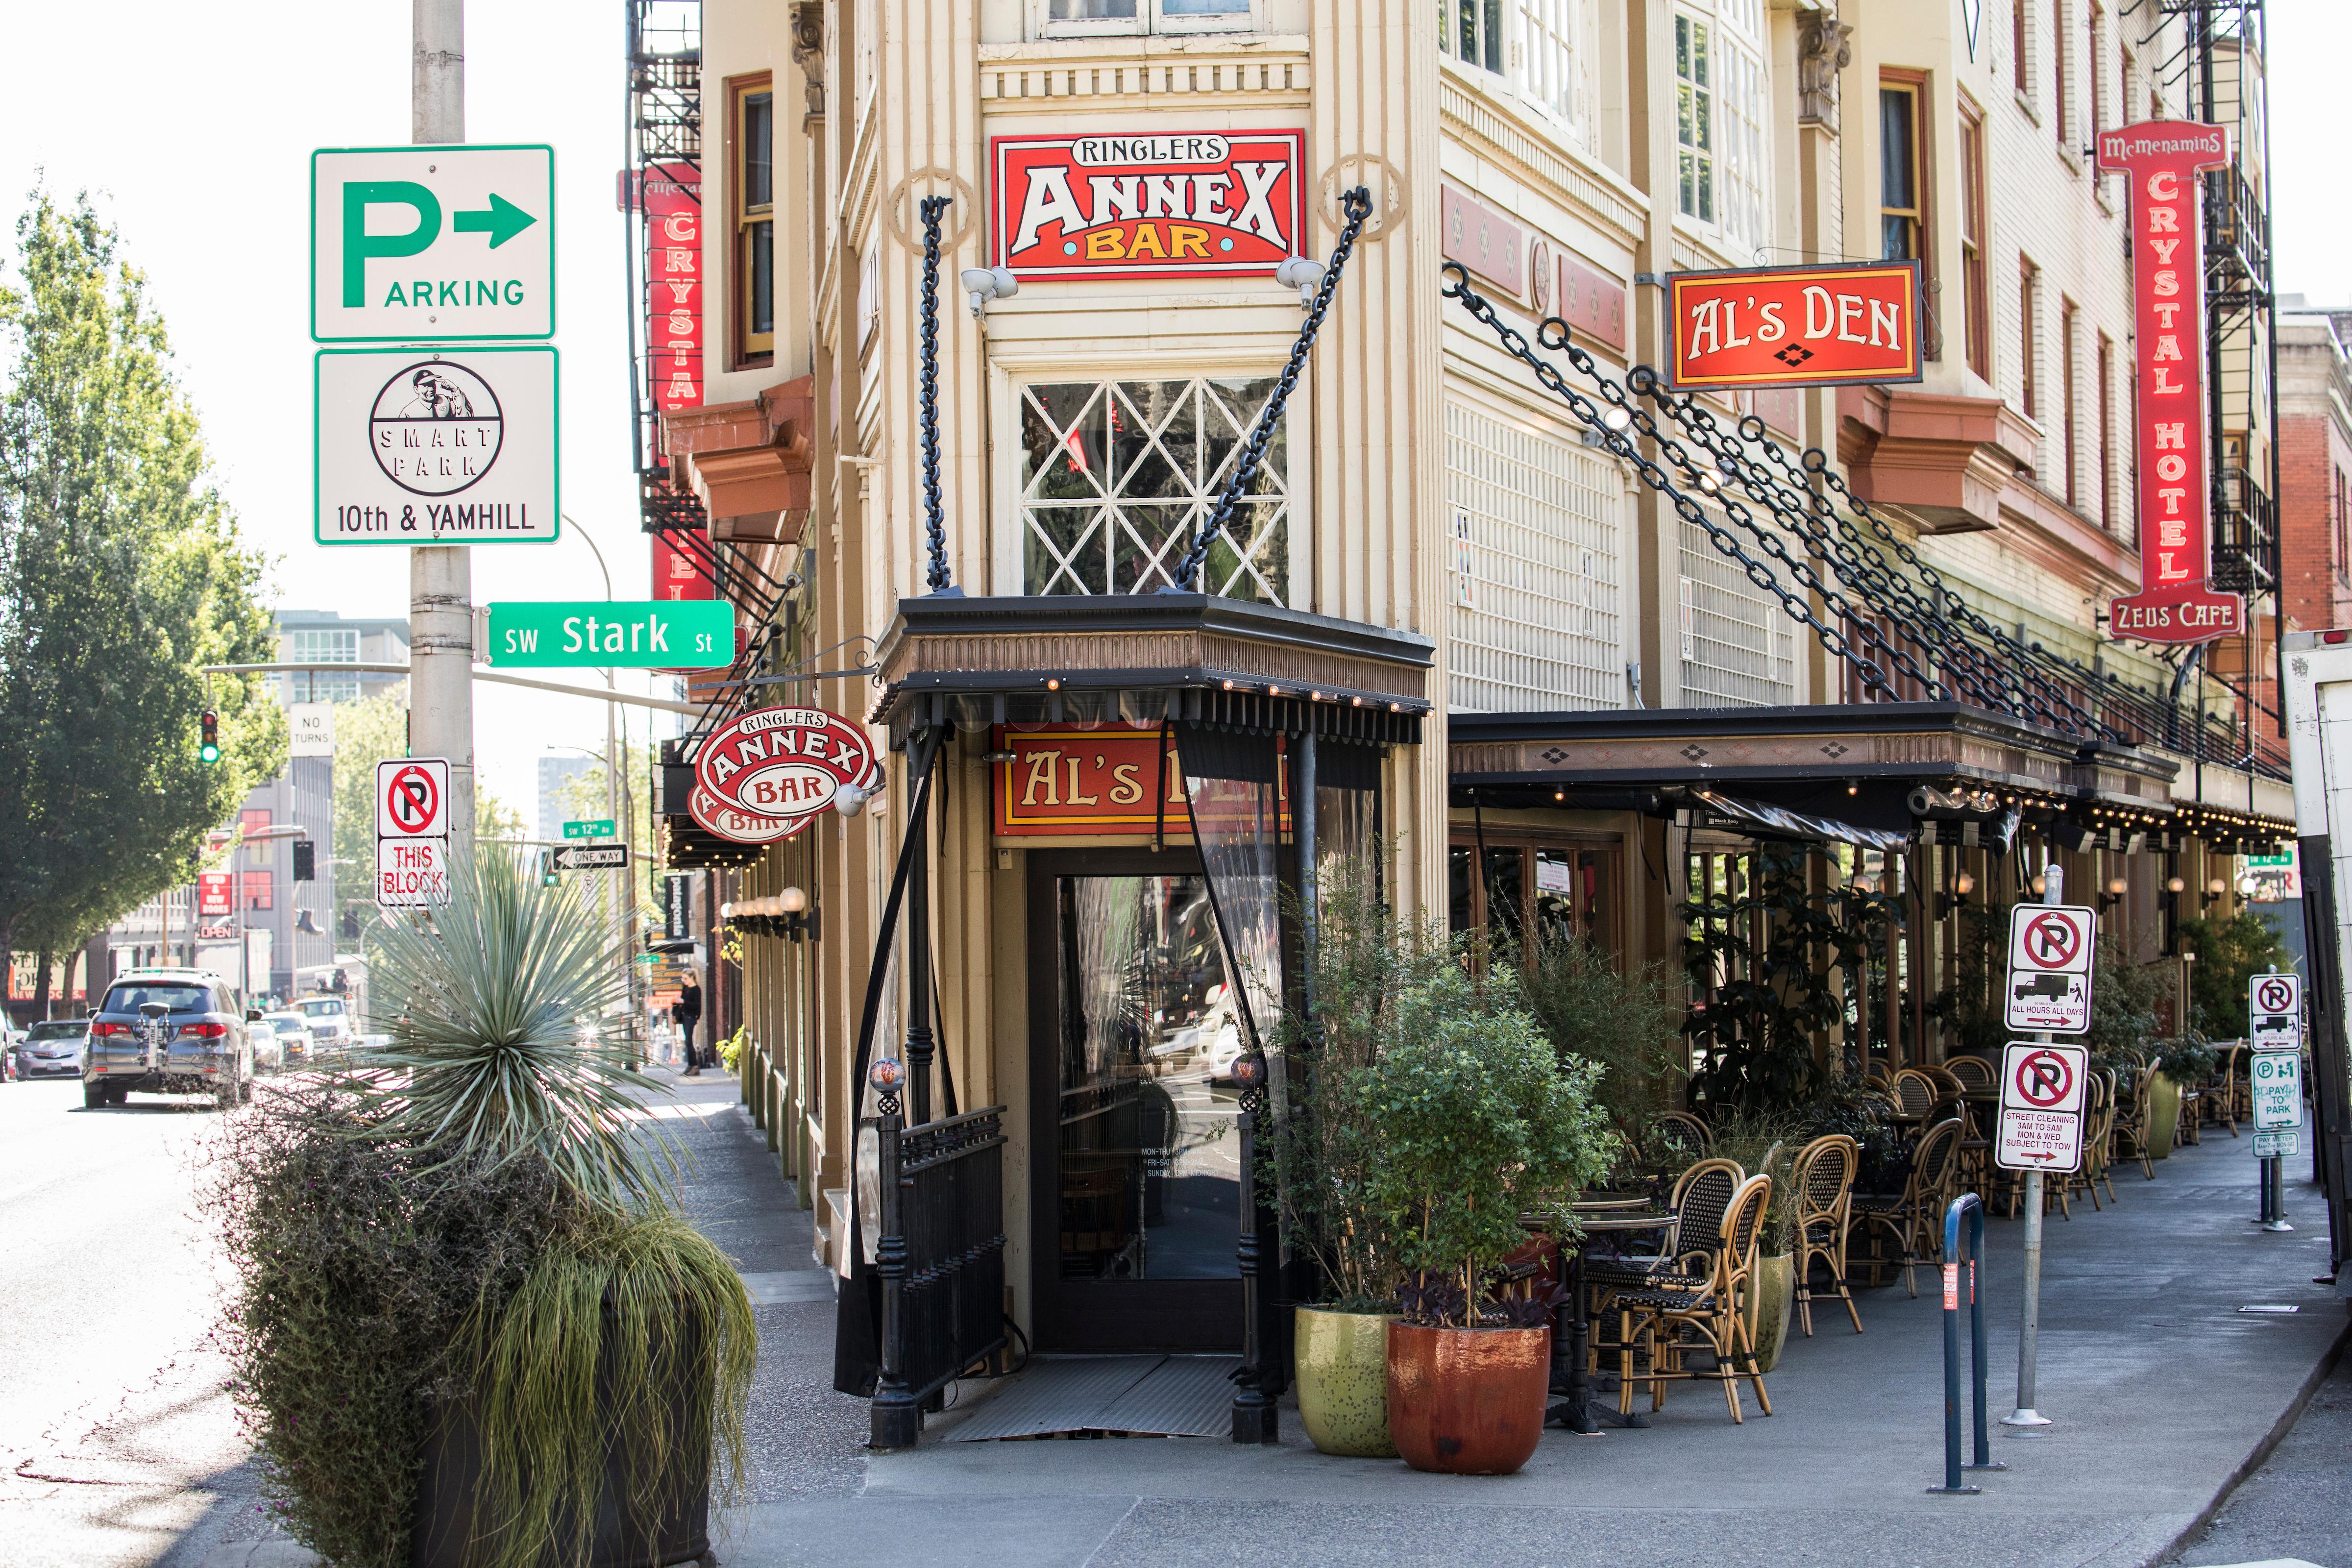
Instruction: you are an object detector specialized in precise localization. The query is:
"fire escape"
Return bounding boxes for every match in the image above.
[626,0,707,536]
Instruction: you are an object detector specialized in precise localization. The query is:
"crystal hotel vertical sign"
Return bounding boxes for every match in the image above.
[2096,122,2242,643]
[644,162,704,436]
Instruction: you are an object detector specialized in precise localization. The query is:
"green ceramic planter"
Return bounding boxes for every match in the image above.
[2148,1072,2180,1161]
[1295,1306,1398,1457]
[1744,1253,1794,1373]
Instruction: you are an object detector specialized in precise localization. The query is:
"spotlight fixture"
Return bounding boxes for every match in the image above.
[1602,406,1633,433]
[1273,253,1326,309]
[959,265,1019,318]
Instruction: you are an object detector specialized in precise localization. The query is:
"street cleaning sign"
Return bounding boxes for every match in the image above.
[312,145,556,342]
[1996,1041,2088,1173]
[2004,903,2096,1033]
[2252,1047,2305,1132]
[485,601,733,668]
[2250,972,2303,1048]
[316,347,559,545]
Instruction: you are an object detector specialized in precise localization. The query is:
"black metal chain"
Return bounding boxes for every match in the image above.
[1167,187,1375,593]
[1441,265,1894,698]
[918,195,953,595]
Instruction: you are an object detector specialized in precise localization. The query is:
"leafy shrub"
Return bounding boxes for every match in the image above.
[1517,925,1688,1142]
[2083,936,2162,1070]
[2176,910,2293,1038]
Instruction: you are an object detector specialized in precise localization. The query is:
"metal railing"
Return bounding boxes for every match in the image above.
[2203,164,2270,299]
[872,1103,1008,1447]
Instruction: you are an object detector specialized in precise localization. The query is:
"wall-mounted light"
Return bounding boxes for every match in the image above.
[2099,875,2128,913]
[960,265,1018,318]
[2202,876,2228,908]
[1939,868,1976,920]
[835,782,873,818]
[779,885,808,914]
[2166,876,2187,894]
[1274,254,1325,309]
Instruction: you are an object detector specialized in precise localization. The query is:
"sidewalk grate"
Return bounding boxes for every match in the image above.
[943,1354,1240,1441]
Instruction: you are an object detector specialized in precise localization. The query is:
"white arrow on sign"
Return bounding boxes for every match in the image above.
[549,843,630,871]
[312,145,556,342]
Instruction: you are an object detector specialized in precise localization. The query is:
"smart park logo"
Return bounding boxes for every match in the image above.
[370,360,503,496]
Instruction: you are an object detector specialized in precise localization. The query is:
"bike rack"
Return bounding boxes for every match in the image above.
[1928,1193,2008,1494]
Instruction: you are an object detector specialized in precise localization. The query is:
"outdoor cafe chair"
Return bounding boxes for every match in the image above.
[1862,1059,1893,1089]
[1921,1064,1968,1100]
[1856,1117,1963,1297]
[2058,1070,2115,1213]
[2176,1066,2204,1147]
[2218,1043,2249,1133]
[1584,1158,1741,1334]
[1945,1055,1997,1094]
[1790,1133,1863,1336]
[1651,1110,1713,1157]
[1889,1069,1939,1127]
[2110,1065,2157,1180]
[1615,1174,1776,1423]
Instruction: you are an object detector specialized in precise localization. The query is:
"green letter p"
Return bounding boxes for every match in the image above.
[342,182,442,307]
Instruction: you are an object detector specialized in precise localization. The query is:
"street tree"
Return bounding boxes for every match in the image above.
[0,190,282,997]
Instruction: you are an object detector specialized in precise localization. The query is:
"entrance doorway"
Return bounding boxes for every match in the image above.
[1026,849,1243,1353]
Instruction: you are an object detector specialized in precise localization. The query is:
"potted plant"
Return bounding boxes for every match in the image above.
[2085,940,2172,1158]
[1357,964,1615,1475]
[210,849,756,1568]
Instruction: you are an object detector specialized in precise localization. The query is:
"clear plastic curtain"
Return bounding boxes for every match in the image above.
[1313,739,1382,915]
[1176,725,1283,1054]
[1070,877,1147,1081]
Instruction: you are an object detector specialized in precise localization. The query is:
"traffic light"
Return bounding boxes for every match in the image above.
[292,841,316,882]
[539,850,559,887]
[198,710,220,765]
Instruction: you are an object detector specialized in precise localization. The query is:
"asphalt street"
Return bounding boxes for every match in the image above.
[0,1074,268,1568]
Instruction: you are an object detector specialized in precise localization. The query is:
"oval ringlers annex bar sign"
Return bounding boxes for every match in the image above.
[693,708,878,831]
[1665,260,1925,391]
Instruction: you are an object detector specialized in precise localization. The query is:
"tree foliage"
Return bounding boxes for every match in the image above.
[2175,909,2292,1038]
[0,190,281,977]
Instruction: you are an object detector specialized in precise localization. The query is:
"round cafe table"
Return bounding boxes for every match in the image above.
[1549,1204,1678,1434]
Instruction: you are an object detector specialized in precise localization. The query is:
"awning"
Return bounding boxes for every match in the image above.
[1690,790,1912,852]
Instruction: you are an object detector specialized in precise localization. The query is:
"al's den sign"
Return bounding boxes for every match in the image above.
[991,130,1305,281]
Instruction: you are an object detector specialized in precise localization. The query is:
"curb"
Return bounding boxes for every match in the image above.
[2149,1309,2352,1567]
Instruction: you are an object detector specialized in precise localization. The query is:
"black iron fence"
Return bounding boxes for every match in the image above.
[872,1104,1008,1445]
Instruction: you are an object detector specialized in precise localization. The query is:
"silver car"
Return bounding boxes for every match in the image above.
[82,969,256,1109]
[14,1019,87,1079]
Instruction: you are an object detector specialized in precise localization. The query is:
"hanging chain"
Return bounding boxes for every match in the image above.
[1442,265,1895,698]
[918,195,953,595]
[1168,186,1375,593]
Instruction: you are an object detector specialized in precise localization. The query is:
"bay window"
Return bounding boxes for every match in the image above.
[1439,0,1593,146]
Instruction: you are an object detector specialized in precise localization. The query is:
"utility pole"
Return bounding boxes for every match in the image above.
[410,0,475,859]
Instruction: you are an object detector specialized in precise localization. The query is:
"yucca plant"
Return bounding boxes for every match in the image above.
[215,848,756,1568]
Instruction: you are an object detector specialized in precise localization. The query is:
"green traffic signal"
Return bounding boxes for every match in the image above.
[198,709,220,765]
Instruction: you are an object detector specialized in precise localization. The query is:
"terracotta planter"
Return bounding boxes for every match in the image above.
[1384,1321,1549,1475]
[1744,1252,1794,1374]
[1295,1307,1398,1458]
[2148,1072,2180,1161]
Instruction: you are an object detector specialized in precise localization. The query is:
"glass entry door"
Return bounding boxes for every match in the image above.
[1027,852,1243,1352]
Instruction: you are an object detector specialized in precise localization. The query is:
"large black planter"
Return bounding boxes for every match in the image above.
[412,1310,716,1568]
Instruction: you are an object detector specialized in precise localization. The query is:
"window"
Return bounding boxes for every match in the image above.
[243,871,273,912]
[1675,6,1767,258]
[2088,2,2107,134]
[732,78,774,366]
[1016,376,1293,602]
[2335,466,2349,581]
[282,629,357,663]
[2061,298,2080,507]
[1680,517,1797,707]
[2097,333,2115,529]
[1960,99,1991,379]
[1518,0,1585,129]
[2051,0,2068,146]
[2013,0,2030,95]
[1442,0,1505,74]
[1042,0,1253,35]
[280,627,362,704]
[2019,260,2040,421]
[1446,836,1622,960]
[1879,82,1923,262]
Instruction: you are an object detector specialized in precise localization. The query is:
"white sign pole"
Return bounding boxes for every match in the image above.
[2005,862,2062,1431]
[412,0,475,868]
[2250,965,2304,1232]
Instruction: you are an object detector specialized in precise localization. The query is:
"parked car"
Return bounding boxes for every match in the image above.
[259,1012,314,1071]
[294,995,354,1056]
[81,968,257,1109]
[14,1019,89,1080]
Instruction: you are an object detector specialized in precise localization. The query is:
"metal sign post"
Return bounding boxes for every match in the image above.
[2005,864,2085,1432]
[2251,967,2305,1233]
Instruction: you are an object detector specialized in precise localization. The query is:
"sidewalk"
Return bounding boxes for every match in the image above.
[199,1079,2348,1568]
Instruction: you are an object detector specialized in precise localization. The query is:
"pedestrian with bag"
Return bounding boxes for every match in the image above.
[676,976,704,1077]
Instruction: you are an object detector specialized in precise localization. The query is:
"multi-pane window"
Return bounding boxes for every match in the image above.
[1680,518,1796,708]
[2051,0,2069,145]
[1960,99,1991,380]
[2335,467,2350,581]
[1044,0,1253,33]
[1879,84,1922,261]
[2013,0,2030,95]
[283,629,358,664]
[1442,0,1506,74]
[2019,260,2041,421]
[1017,376,1292,602]
[1675,7,1768,259]
[734,80,774,364]
[2061,299,2080,507]
[1436,0,1590,142]
[280,628,362,703]
[2089,2,2107,134]
[1519,0,1584,128]
[2097,333,2116,529]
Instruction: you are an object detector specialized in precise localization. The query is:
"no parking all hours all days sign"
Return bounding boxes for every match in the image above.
[2004,903,2096,1034]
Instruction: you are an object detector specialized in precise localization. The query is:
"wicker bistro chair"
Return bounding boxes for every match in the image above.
[1616,1175,1776,1423]
[1650,1110,1714,1158]
[1584,1159,1743,1329]
[1889,1069,1940,1128]
[2110,1065,2157,1179]
[1790,1134,1863,1336]
[1856,1118,1965,1297]
[2217,1044,2249,1133]
[1945,1055,1997,1094]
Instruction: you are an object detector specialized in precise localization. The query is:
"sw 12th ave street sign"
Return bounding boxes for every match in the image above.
[312,145,556,342]
[316,347,559,546]
[486,601,735,668]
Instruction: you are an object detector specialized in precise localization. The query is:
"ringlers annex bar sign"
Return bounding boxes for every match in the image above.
[990,130,1305,281]
[2098,120,2243,644]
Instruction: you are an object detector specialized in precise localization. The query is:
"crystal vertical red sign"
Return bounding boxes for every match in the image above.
[652,534,713,601]
[2096,122,2242,643]
[644,162,703,449]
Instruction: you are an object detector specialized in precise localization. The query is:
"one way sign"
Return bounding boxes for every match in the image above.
[549,843,630,871]
[312,145,556,342]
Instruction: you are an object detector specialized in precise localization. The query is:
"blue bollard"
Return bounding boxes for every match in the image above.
[1928,1193,2008,1494]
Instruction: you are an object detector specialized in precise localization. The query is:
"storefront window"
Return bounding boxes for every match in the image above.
[1448,834,1622,959]
[1018,376,1292,602]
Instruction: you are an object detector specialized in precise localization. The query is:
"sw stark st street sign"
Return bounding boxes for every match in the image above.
[312,145,556,342]
[315,347,559,545]
[1665,260,1924,391]
[991,130,1305,281]
[2096,121,2242,644]
[485,601,735,669]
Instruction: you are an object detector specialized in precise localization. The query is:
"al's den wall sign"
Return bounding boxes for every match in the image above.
[314,346,559,545]
[1665,260,1924,391]
[991,130,1306,280]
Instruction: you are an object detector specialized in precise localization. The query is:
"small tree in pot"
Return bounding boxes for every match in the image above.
[211,850,756,1568]
[1357,965,1615,1474]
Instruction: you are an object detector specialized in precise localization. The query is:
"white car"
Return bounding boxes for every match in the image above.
[294,995,354,1054]
[258,1012,316,1071]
